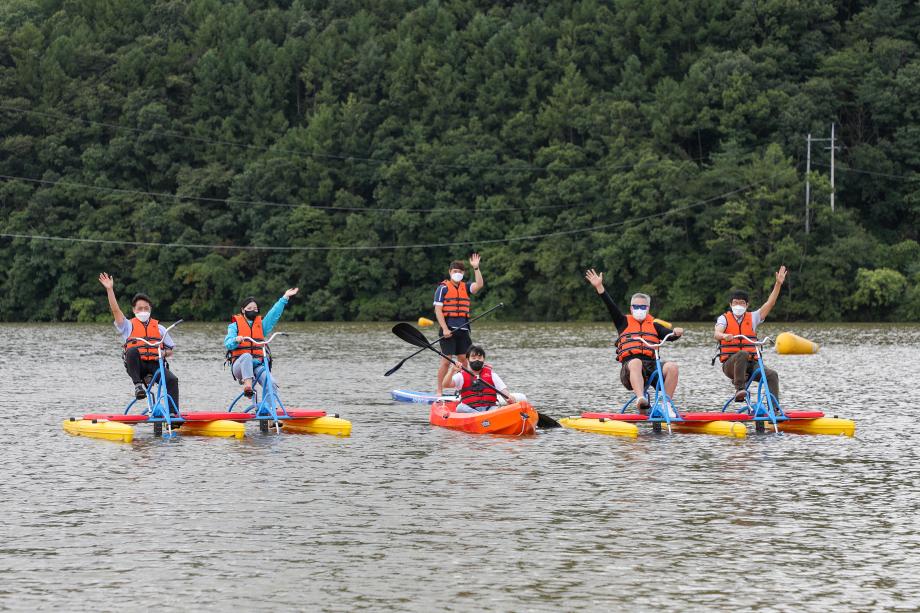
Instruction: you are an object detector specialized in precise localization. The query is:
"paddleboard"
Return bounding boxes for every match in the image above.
[391,389,458,404]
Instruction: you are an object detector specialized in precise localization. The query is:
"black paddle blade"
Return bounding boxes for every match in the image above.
[537,412,562,429]
[383,358,407,377]
[392,322,431,348]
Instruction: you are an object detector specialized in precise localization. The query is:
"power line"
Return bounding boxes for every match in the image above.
[812,162,919,181]
[0,105,705,175]
[0,181,761,252]
[0,173,587,213]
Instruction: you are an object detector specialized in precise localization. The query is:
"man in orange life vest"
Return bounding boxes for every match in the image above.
[441,345,525,413]
[434,254,484,396]
[224,288,298,397]
[714,266,786,402]
[585,269,683,414]
[98,272,179,408]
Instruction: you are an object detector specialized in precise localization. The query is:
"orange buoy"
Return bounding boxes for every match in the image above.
[775,332,819,354]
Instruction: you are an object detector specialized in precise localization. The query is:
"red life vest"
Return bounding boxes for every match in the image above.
[460,365,498,409]
[124,317,162,361]
[439,280,470,319]
[230,314,265,362]
[718,311,758,362]
[615,315,659,362]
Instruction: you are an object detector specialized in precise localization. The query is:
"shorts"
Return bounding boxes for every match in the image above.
[439,328,472,356]
[619,357,666,390]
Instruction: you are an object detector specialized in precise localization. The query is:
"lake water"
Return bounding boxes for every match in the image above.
[1,322,918,611]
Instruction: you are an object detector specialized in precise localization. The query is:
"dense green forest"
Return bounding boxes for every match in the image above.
[1,0,918,322]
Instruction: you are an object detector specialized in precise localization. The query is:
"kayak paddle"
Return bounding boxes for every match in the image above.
[390,325,562,429]
[384,303,504,377]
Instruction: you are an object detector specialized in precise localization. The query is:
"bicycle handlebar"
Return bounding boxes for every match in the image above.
[638,331,678,348]
[729,334,772,346]
[239,332,287,345]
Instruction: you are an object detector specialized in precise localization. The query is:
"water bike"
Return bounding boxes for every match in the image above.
[224,333,351,436]
[561,333,748,438]
[717,335,854,436]
[64,319,247,441]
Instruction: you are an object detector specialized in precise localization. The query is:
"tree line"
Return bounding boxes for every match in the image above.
[1,0,918,323]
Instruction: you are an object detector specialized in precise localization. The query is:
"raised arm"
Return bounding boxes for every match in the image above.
[585,269,627,329]
[98,272,125,325]
[758,266,787,320]
[469,253,484,294]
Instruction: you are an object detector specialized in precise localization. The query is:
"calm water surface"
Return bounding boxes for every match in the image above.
[1,322,918,611]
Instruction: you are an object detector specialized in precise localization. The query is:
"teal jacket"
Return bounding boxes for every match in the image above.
[224,296,288,365]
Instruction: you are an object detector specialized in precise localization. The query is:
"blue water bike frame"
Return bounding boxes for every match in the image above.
[618,332,681,433]
[122,319,183,438]
[718,334,785,433]
[226,332,289,433]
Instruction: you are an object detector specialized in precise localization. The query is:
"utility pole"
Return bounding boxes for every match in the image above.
[805,133,812,234]
[804,123,837,233]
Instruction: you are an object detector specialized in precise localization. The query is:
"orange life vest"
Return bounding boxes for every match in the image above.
[439,280,470,319]
[718,311,758,362]
[124,317,162,361]
[460,365,498,409]
[615,315,659,362]
[230,314,265,361]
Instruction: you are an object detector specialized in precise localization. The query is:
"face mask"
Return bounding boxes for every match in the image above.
[731,305,747,317]
[450,272,464,283]
[630,308,648,321]
[134,311,151,323]
[469,360,484,371]
[244,310,259,321]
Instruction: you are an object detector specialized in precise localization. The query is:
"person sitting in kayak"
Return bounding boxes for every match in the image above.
[434,253,484,396]
[714,266,786,402]
[585,269,683,414]
[442,345,524,413]
[98,272,180,409]
[224,288,298,397]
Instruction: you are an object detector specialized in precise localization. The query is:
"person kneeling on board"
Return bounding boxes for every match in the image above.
[713,266,786,402]
[224,287,298,397]
[434,253,484,397]
[585,269,683,414]
[98,272,180,410]
[442,346,525,413]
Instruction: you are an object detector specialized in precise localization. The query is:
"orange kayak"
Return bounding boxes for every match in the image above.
[429,400,538,435]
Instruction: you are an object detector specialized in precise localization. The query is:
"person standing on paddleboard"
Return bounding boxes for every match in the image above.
[98,272,180,410]
[224,288,298,398]
[434,254,484,396]
[585,269,683,414]
[714,266,786,402]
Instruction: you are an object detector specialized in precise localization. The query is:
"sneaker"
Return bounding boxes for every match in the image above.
[134,384,147,400]
[243,384,254,398]
[734,389,747,403]
[637,398,650,415]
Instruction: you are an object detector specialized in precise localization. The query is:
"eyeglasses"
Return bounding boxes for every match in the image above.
[631,304,649,310]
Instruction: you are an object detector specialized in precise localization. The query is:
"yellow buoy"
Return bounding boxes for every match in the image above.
[418,317,435,327]
[670,420,747,438]
[653,318,672,329]
[777,417,855,437]
[62,419,133,443]
[559,417,639,438]
[178,420,246,439]
[775,332,819,354]
[282,416,352,436]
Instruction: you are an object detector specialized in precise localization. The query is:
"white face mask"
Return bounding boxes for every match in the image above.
[450,272,464,283]
[731,305,747,317]
[134,311,151,323]
[630,308,648,321]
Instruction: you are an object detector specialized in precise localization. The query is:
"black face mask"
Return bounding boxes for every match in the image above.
[469,360,484,371]
[243,310,259,321]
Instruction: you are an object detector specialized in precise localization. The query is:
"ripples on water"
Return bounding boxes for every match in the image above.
[1,322,919,611]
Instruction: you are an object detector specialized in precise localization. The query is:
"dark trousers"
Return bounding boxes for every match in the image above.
[124,347,180,409]
[722,351,779,399]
